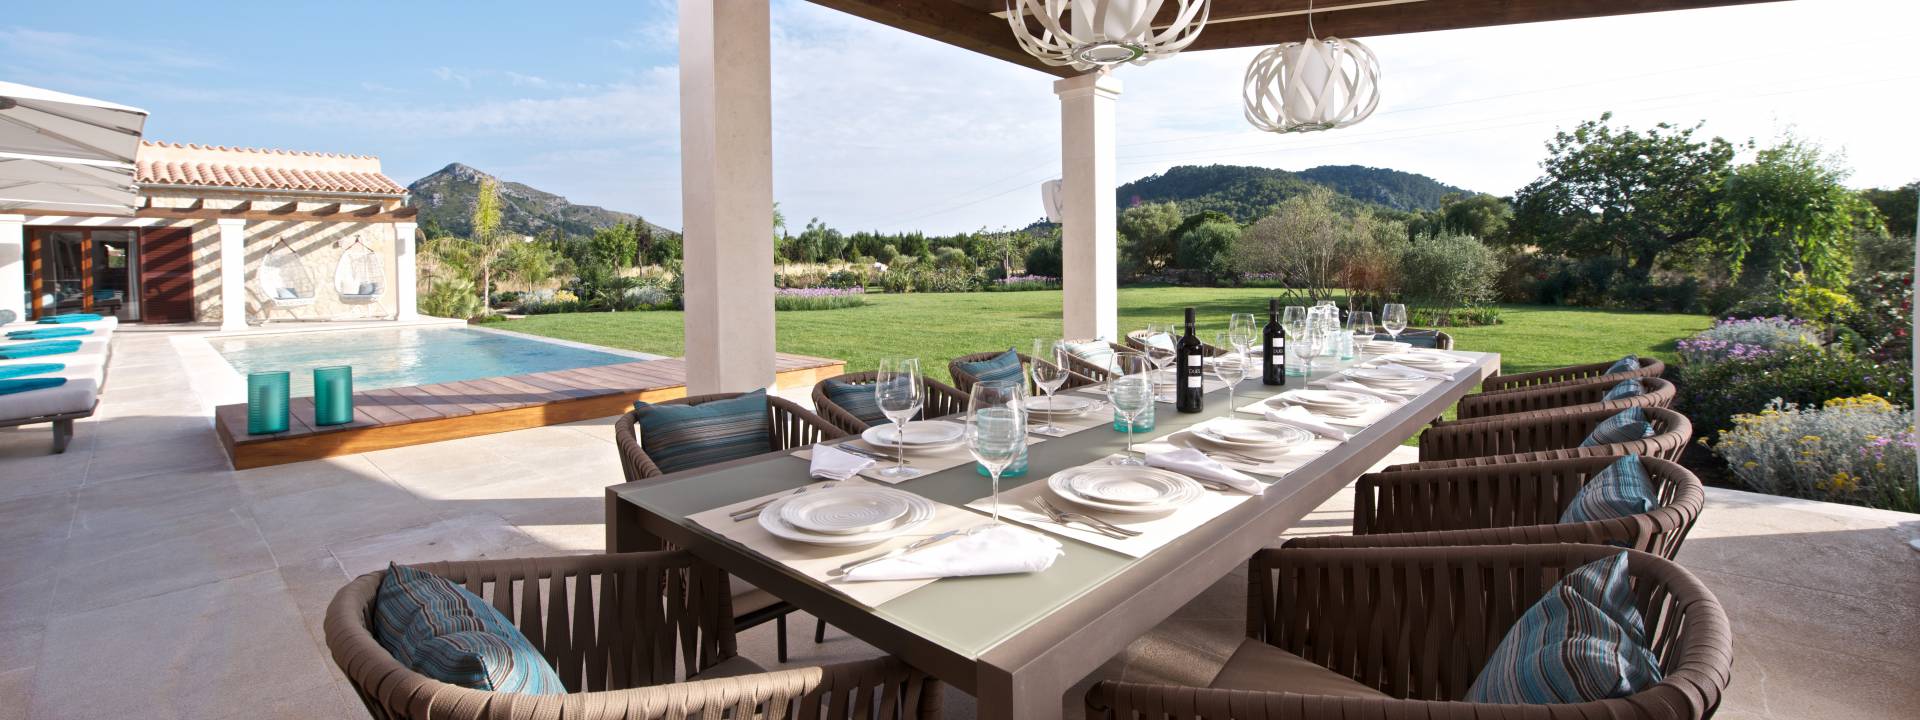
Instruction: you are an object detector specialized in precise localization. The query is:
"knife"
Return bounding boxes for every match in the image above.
[828,529,965,577]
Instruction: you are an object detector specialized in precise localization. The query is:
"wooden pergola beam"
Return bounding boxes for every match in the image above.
[310,202,341,216]
[806,0,1078,77]
[265,200,300,215]
[221,201,252,215]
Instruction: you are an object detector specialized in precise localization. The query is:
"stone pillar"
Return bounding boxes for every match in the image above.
[1055,72,1122,342]
[394,222,419,321]
[0,214,23,323]
[217,218,248,331]
[679,0,775,394]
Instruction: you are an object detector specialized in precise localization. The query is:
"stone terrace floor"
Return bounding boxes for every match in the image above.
[2,325,1917,719]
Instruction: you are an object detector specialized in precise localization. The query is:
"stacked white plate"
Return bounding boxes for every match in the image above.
[1271,389,1383,418]
[1341,366,1429,391]
[861,421,965,452]
[1027,395,1098,418]
[1047,465,1202,515]
[759,486,935,546]
[1384,350,1463,371]
[1362,339,1413,355]
[1188,419,1314,456]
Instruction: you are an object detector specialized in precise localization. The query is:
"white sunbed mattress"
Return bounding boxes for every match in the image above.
[0,375,98,421]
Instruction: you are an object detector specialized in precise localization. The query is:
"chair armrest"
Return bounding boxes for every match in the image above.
[585,656,944,720]
[769,395,849,451]
[1087,681,1384,719]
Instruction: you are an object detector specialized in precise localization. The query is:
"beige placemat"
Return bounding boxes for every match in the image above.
[1141,418,1345,480]
[792,431,1049,485]
[1234,393,1399,429]
[965,455,1258,559]
[688,480,994,608]
[1027,390,1117,437]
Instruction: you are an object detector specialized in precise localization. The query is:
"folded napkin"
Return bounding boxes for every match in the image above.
[1324,380,1412,402]
[843,523,1062,582]
[0,363,64,380]
[1263,405,1352,441]
[0,340,82,360]
[1147,447,1267,494]
[0,377,66,396]
[37,314,102,324]
[6,327,91,340]
[809,444,874,481]
[1371,362,1450,380]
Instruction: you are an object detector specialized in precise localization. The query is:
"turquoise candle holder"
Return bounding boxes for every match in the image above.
[313,366,353,426]
[247,371,290,435]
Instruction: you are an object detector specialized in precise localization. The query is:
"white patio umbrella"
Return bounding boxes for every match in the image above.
[0,81,148,214]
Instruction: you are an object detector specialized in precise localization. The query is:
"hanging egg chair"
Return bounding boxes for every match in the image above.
[334,238,385,303]
[255,238,317,322]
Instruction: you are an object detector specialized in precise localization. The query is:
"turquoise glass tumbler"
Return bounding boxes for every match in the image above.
[246,371,290,434]
[313,366,354,426]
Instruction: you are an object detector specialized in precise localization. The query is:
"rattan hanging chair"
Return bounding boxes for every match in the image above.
[333,237,385,309]
[255,238,317,322]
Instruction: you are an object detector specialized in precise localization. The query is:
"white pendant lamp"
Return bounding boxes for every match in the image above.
[1007,0,1211,71]
[1041,179,1064,223]
[1241,4,1380,133]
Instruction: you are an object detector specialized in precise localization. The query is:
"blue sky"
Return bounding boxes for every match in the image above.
[4,0,1914,234]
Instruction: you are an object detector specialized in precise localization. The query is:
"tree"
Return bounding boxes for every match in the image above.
[1400,233,1499,322]
[1860,181,1917,238]
[1508,113,1737,274]
[500,241,559,294]
[1175,220,1240,281]
[468,177,514,311]
[570,223,638,270]
[1439,193,1512,241]
[1235,187,1344,304]
[1717,136,1871,288]
[1118,201,1183,273]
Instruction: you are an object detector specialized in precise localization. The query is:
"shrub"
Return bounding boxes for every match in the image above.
[568,262,640,311]
[1399,233,1499,321]
[934,246,970,269]
[1175,221,1240,281]
[1411,305,1502,327]
[1025,242,1062,278]
[774,286,867,311]
[1239,272,1288,288]
[421,277,483,319]
[1842,270,1912,362]
[1713,395,1917,512]
[1782,279,1857,323]
[825,268,869,289]
[1676,316,1821,366]
[1678,346,1913,441]
[990,274,1060,292]
[877,264,981,294]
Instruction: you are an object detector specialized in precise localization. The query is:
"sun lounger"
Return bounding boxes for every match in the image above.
[0,374,99,452]
[0,319,114,452]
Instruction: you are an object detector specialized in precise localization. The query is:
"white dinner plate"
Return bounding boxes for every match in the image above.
[1270,389,1381,417]
[862,421,965,449]
[1048,465,1202,515]
[1383,352,1459,370]
[1342,367,1428,387]
[779,486,913,535]
[1363,340,1413,354]
[758,488,934,547]
[1190,420,1314,452]
[1026,395,1097,417]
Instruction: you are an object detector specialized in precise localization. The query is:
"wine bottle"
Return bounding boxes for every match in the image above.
[1175,307,1205,413]
[1262,298,1286,385]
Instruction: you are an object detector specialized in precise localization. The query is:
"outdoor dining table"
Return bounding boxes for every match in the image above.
[607,349,1500,718]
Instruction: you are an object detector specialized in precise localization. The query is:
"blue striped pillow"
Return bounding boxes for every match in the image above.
[957,349,1023,386]
[1063,340,1116,376]
[823,378,889,425]
[1604,355,1640,375]
[372,563,565,695]
[1560,456,1657,523]
[633,390,772,474]
[1465,552,1662,704]
[1602,378,1645,402]
[1580,407,1656,448]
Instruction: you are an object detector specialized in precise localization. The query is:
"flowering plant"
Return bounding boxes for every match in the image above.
[1676,316,1820,366]
[1713,394,1917,512]
[991,274,1061,291]
[774,286,866,310]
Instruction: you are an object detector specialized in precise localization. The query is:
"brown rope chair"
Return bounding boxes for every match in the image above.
[1086,544,1731,720]
[1059,340,1132,383]
[810,371,970,435]
[614,392,846,661]
[947,350,1099,394]
[1482,356,1666,393]
[1402,405,1692,470]
[325,551,943,720]
[1365,328,1455,350]
[1122,329,1226,356]
[1454,376,1678,422]
[1287,455,1705,559]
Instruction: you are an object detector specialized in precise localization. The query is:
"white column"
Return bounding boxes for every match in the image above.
[0,214,23,322]
[679,0,775,394]
[1056,72,1122,342]
[217,218,248,331]
[393,222,419,321]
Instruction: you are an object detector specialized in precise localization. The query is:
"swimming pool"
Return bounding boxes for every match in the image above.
[210,327,640,397]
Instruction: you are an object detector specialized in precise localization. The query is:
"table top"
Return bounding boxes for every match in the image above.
[610,350,1499,687]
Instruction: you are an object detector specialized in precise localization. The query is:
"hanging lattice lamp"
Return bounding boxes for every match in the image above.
[1006,0,1211,71]
[1242,36,1381,133]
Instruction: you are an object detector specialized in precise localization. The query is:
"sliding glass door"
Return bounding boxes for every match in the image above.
[30,228,139,320]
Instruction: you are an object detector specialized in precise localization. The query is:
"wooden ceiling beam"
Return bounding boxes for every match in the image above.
[310,202,341,216]
[221,201,252,215]
[805,0,1080,77]
[265,200,300,215]
[1184,0,1784,51]
[10,204,416,224]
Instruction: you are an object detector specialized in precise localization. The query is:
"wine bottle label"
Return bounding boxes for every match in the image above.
[1270,338,1283,350]
[1187,356,1201,367]
[1186,376,1201,388]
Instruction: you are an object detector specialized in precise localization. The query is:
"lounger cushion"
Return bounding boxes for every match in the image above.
[1580,407,1656,447]
[632,389,773,474]
[0,363,63,380]
[0,376,97,419]
[1560,455,1657,523]
[372,563,564,695]
[956,349,1023,386]
[275,287,299,300]
[1602,378,1645,402]
[36,313,102,324]
[1605,355,1640,375]
[0,341,82,360]
[1208,639,1389,699]
[0,377,66,396]
[1466,551,1661,704]
[822,378,889,425]
[7,327,91,340]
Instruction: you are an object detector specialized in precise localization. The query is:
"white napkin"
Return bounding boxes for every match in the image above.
[842,524,1062,582]
[1263,405,1353,441]
[1324,380,1413,402]
[1147,447,1267,494]
[809,444,874,480]
[1372,362,1450,380]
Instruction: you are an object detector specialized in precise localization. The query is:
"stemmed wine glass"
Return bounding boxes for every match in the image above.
[1211,331,1248,416]
[1106,352,1153,466]
[873,357,924,480]
[1028,338,1069,434]
[1280,305,1309,377]
[1141,324,1176,388]
[1381,303,1409,343]
[1228,313,1257,355]
[1348,310,1375,354]
[967,380,1027,523]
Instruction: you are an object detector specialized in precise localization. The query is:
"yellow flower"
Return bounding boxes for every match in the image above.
[1742,461,1759,469]
[1800,435,1822,444]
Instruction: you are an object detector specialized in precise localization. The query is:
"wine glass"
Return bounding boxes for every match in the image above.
[1211,331,1248,416]
[1348,310,1375,355]
[873,357,924,480]
[1280,306,1309,376]
[967,380,1027,523]
[1382,303,1409,342]
[1029,339,1069,434]
[1106,352,1153,466]
[1228,313,1257,355]
[1141,324,1176,385]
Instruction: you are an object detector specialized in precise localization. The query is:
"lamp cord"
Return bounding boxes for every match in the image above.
[1308,0,1318,40]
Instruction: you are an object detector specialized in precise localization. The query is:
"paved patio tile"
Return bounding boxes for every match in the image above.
[0,622,41,673]
[325,512,540,578]
[208,678,366,720]
[0,571,55,632]
[0,668,31,720]
[82,433,229,485]
[234,454,391,504]
[68,467,249,542]
[51,512,275,616]
[1718,632,1920,719]
[249,475,442,560]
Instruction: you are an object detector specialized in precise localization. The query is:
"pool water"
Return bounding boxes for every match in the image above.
[211,327,638,397]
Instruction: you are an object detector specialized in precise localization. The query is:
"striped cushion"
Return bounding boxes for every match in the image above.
[1465,551,1662,704]
[1602,378,1645,402]
[822,378,889,425]
[1142,333,1175,351]
[957,349,1023,386]
[1604,355,1640,375]
[1580,407,1656,447]
[1063,340,1116,375]
[632,390,772,474]
[6,327,91,340]
[372,563,565,695]
[1560,455,1657,523]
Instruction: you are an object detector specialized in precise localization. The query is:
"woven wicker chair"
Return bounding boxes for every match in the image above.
[1454,376,1678,422]
[811,371,970,435]
[1402,405,1692,470]
[947,350,1099,394]
[1059,340,1132,383]
[1368,328,1455,350]
[1287,455,1705,559]
[1086,544,1731,720]
[614,392,846,661]
[325,551,943,720]
[1122,329,1226,357]
[1482,356,1666,393]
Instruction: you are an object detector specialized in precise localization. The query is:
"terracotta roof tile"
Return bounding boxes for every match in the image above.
[134,140,407,196]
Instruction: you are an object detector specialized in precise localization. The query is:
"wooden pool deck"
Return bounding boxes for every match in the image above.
[214,352,845,469]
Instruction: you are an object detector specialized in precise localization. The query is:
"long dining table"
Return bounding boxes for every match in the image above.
[607,348,1500,718]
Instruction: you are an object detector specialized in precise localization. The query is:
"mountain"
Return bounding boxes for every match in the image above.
[407,163,671,239]
[1116,164,1474,222]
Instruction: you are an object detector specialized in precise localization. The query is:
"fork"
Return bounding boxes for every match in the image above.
[830,443,910,465]
[1037,498,1141,538]
[729,482,834,522]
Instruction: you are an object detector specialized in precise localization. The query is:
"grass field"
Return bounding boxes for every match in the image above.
[505,288,1712,383]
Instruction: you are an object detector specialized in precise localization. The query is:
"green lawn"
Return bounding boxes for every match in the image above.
[505,288,1711,383]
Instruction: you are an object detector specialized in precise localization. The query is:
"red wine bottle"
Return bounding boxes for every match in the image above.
[1262,298,1286,385]
[1175,307,1204,413]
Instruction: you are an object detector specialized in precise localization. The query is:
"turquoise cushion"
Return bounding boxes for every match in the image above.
[0,377,65,396]
[1063,340,1116,375]
[0,340,82,360]
[1605,355,1640,375]
[632,390,772,474]
[1465,551,1662,703]
[0,363,63,380]
[1602,378,1645,402]
[956,349,1023,387]
[372,563,565,695]
[36,313,101,324]
[823,378,889,425]
[1560,456,1658,523]
[1580,408,1657,448]
[6,327,92,340]
[1142,333,1175,351]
